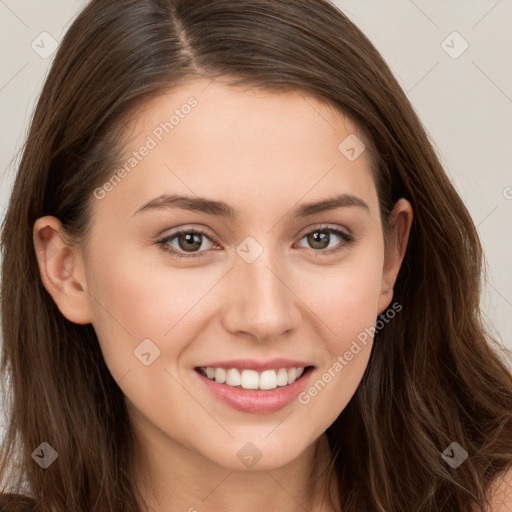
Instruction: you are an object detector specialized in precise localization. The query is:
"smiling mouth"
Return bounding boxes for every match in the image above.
[195,365,314,391]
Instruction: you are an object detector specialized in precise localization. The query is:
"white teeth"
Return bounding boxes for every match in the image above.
[259,370,277,390]
[201,366,307,390]
[241,370,259,390]
[214,367,226,383]
[276,368,289,386]
[226,368,241,386]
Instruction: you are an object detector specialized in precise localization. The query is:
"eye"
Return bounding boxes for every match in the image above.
[295,224,354,256]
[156,224,354,260]
[157,229,217,259]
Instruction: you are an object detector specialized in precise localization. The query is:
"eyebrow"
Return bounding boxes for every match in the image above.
[133,193,370,219]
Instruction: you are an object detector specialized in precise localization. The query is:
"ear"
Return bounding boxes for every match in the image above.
[33,216,93,325]
[377,198,413,314]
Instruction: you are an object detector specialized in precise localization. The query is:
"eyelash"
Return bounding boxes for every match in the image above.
[156,224,355,260]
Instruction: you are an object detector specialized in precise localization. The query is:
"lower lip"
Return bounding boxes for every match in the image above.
[194,367,314,414]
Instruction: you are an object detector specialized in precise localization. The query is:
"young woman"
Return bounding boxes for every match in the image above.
[1,1,511,511]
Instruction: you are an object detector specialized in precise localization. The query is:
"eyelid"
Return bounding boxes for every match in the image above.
[296,222,353,240]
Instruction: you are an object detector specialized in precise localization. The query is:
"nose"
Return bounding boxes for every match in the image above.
[220,247,301,343]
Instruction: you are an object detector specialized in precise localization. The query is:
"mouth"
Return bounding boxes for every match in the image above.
[193,365,315,414]
[194,365,315,391]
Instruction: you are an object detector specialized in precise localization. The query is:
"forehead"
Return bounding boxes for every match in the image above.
[92,78,378,224]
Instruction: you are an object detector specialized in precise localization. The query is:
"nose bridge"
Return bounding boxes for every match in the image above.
[222,235,299,341]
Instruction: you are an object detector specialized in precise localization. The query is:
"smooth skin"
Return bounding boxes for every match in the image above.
[34,78,413,512]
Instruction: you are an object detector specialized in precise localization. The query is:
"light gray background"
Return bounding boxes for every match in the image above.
[1,0,511,369]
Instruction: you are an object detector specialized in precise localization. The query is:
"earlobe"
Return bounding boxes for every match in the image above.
[377,198,413,314]
[33,216,93,325]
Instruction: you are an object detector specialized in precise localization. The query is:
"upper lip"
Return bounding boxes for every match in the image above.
[195,358,314,372]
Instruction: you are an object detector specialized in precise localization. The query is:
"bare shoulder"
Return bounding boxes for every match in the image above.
[0,492,37,512]
[483,467,512,512]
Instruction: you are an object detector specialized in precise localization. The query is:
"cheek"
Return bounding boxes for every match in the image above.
[297,240,384,345]
[84,245,225,378]
[303,265,381,365]
[291,245,383,428]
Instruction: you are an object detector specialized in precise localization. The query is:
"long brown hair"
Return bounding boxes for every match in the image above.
[1,1,511,511]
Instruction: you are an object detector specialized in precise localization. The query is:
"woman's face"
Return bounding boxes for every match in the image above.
[36,78,411,472]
